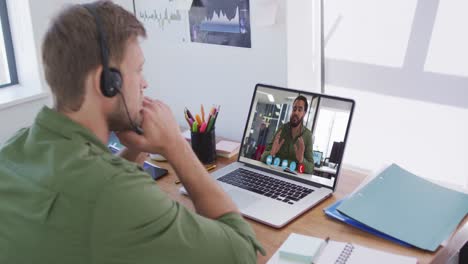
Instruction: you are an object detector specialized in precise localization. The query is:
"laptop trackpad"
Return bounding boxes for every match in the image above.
[227,189,260,209]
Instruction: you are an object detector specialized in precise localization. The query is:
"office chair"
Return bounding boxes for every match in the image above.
[327,141,343,168]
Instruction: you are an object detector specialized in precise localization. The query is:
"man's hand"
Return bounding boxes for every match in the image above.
[115,97,184,157]
[270,129,285,156]
[294,137,305,163]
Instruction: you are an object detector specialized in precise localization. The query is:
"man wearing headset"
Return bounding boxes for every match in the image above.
[0,1,263,263]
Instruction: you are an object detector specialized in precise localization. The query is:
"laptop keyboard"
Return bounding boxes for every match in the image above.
[217,168,314,205]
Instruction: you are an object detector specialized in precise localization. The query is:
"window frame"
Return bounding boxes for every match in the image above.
[0,0,18,88]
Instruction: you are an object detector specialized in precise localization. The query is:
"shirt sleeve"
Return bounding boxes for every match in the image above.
[91,171,264,264]
[302,131,314,174]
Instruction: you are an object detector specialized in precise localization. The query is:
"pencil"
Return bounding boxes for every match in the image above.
[205,164,217,171]
[201,104,205,123]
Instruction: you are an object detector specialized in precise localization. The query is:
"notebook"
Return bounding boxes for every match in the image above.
[216,140,240,158]
[267,233,417,264]
[337,164,468,251]
[315,241,417,264]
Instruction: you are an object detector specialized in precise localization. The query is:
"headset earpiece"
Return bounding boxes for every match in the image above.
[101,68,122,97]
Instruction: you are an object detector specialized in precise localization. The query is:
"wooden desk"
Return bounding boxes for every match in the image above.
[150,157,467,264]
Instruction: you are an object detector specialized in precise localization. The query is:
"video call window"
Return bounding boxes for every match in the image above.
[239,86,353,188]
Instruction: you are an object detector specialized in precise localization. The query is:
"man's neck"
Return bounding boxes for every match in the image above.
[61,109,110,145]
[290,123,302,138]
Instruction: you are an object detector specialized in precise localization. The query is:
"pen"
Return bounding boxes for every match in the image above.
[185,107,194,120]
[192,121,198,133]
[184,112,191,127]
[312,237,329,263]
[206,115,215,132]
[200,122,207,133]
[205,115,212,129]
[195,114,202,126]
[201,104,205,123]
[205,164,217,171]
[210,110,219,131]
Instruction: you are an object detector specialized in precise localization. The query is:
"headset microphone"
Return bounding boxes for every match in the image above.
[83,3,143,135]
[118,92,144,135]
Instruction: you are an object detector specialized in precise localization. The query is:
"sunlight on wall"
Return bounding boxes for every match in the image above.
[324,0,417,68]
[425,1,468,77]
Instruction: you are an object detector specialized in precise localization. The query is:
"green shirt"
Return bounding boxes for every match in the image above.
[261,123,314,174]
[0,107,264,264]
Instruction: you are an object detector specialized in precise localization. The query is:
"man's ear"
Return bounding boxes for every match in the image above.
[88,65,103,96]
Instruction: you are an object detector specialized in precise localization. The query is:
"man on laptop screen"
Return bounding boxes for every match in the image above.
[259,95,314,174]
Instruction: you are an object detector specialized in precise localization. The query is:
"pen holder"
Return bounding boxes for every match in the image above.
[191,128,216,165]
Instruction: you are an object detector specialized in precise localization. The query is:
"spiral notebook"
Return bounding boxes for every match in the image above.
[315,241,416,264]
[267,233,417,264]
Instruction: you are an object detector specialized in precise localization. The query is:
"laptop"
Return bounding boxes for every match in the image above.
[181,84,355,228]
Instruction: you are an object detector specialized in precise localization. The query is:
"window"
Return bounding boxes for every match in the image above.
[313,109,350,158]
[0,0,18,88]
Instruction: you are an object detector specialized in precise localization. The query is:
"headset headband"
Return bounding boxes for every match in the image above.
[83,4,111,90]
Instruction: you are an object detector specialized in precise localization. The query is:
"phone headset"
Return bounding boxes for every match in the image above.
[83,3,143,135]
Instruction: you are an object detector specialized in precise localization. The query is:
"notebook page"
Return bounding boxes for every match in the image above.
[315,241,348,264]
[316,241,417,264]
[347,243,417,264]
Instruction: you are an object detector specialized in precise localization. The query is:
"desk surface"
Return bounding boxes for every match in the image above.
[150,156,467,264]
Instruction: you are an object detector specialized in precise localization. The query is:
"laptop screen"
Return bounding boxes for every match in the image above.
[238,84,354,190]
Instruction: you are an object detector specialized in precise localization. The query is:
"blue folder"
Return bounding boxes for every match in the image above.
[324,199,412,247]
[337,164,468,251]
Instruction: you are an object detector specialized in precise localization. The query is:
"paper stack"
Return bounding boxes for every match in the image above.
[216,140,240,158]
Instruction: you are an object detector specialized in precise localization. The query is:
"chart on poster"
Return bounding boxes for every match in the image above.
[133,0,192,44]
[134,0,251,48]
[188,0,251,48]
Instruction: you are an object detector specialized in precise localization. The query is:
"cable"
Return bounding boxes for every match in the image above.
[117,91,144,135]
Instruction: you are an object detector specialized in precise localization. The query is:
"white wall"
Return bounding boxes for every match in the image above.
[324,0,468,187]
